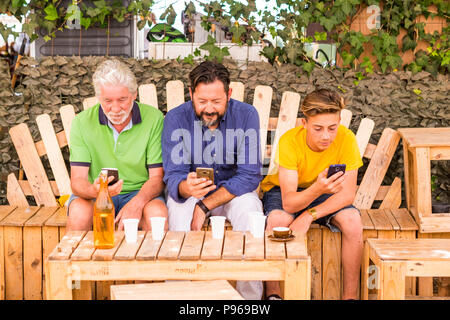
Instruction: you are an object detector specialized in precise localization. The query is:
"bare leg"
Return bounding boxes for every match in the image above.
[331,208,363,300]
[140,198,168,231]
[265,209,294,298]
[66,198,94,231]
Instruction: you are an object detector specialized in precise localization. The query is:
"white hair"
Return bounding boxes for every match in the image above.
[92,59,138,96]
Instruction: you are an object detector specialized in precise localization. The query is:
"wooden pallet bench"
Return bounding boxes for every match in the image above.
[44,230,310,300]
[362,238,450,300]
[5,80,411,300]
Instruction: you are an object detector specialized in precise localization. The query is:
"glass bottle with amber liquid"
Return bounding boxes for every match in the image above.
[93,170,115,249]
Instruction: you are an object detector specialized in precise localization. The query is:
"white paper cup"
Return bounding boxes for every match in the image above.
[251,215,267,238]
[123,218,139,243]
[247,211,264,235]
[210,216,226,239]
[150,217,166,241]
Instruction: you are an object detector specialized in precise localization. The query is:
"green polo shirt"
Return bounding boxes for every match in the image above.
[69,101,164,194]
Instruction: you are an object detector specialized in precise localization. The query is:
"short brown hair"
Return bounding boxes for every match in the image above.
[189,61,230,94]
[301,88,345,118]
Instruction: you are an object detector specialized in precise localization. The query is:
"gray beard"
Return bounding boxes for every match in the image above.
[193,101,227,127]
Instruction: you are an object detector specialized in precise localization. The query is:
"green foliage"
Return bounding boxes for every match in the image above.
[0,0,448,75]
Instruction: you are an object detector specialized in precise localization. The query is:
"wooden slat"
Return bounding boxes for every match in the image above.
[200,230,224,260]
[92,232,125,261]
[25,207,59,227]
[398,128,450,148]
[0,206,16,223]
[36,113,72,197]
[430,146,450,160]
[366,209,394,231]
[354,128,400,209]
[230,81,244,102]
[166,80,185,111]
[70,231,96,261]
[307,227,322,300]
[111,280,244,300]
[285,232,308,259]
[360,209,375,230]
[222,231,244,260]
[6,173,28,206]
[59,104,76,146]
[363,143,376,159]
[1,206,40,226]
[340,109,352,128]
[0,220,4,300]
[138,83,158,109]
[379,177,402,209]
[3,225,24,299]
[267,91,301,174]
[178,231,204,260]
[9,123,57,206]
[253,85,273,163]
[265,231,286,260]
[355,118,375,158]
[135,231,165,261]
[18,180,60,197]
[44,207,67,227]
[390,208,418,231]
[157,231,185,260]
[35,131,68,157]
[322,229,341,300]
[415,147,432,217]
[114,231,146,261]
[47,231,86,260]
[381,209,401,231]
[243,231,265,261]
[369,239,450,261]
[83,96,98,110]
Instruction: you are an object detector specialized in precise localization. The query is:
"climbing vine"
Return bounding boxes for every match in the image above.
[0,0,448,75]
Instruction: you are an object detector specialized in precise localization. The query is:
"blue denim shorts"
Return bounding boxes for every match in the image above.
[67,191,165,216]
[262,186,359,232]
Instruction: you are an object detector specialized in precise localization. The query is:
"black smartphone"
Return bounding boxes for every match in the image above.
[327,164,346,178]
[196,167,214,184]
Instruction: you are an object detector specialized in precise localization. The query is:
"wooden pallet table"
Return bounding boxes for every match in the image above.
[44,230,311,300]
[361,238,450,300]
[398,128,450,233]
[110,280,244,300]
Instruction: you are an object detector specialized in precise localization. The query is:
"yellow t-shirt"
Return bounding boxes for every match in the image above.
[260,125,363,192]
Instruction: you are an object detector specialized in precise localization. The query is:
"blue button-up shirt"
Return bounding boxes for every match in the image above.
[162,98,262,203]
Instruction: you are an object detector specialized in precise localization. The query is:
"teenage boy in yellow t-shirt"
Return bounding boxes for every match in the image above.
[261,88,363,300]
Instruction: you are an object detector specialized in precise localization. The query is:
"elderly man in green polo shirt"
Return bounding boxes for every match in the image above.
[66,59,167,232]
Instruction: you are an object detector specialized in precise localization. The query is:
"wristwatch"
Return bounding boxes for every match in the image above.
[196,199,210,215]
[307,207,318,221]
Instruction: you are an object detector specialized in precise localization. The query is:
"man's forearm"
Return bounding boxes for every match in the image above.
[71,178,97,199]
[202,187,235,211]
[133,177,165,207]
[282,183,322,214]
[313,192,355,219]
[178,179,191,199]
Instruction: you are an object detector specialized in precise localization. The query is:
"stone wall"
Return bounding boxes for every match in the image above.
[0,56,448,206]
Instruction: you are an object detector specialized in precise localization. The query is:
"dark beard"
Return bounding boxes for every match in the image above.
[193,101,227,127]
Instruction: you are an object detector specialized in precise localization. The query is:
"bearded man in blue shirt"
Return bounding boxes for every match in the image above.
[162,61,263,300]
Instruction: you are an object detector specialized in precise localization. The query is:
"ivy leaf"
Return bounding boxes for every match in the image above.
[80,17,91,29]
[44,4,59,21]
[302,60,315,75]
[402,35,417,52]
[315,2,325,12]
[341,51,355,66]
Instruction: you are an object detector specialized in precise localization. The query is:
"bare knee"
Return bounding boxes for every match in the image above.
[333,209,363,240]
[67,198,93,231]
[141,198,168,231]
[266,210,294,231]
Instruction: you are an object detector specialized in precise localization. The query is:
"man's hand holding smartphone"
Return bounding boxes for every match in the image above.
[185,168,216,199]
